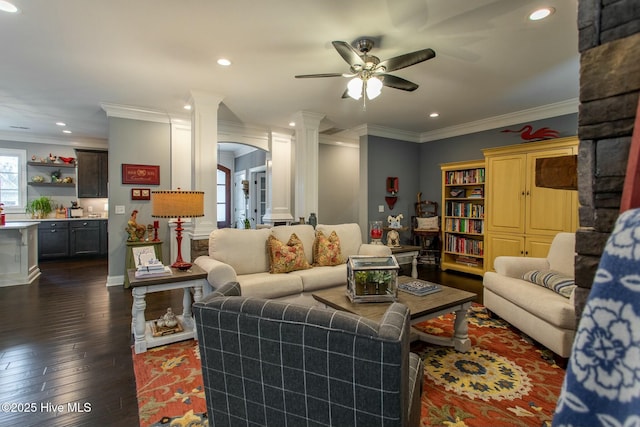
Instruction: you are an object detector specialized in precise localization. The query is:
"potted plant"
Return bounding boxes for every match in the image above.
[26,196,53,219]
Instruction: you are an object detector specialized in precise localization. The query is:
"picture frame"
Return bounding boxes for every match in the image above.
[131,188,151,200]
[122,164,160,185]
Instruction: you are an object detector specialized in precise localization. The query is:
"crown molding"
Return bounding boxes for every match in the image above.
[100,102,171,123]
[0,131,107,148]
[350,124,421,142]
[418,98,579,143]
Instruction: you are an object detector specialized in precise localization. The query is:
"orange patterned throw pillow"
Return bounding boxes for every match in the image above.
[267,233,311,274]
[313,230,344,266]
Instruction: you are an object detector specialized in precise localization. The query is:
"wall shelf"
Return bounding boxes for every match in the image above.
[27,161,76,169]
[28,182,75,187]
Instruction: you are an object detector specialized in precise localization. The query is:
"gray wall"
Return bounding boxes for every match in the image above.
[235,149,266,173]
[107,118,171,280]
[318,143,359,225]
[367,136,421,244]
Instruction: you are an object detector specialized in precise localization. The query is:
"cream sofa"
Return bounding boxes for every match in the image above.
[482,232,577,358]
[194,223,391,305]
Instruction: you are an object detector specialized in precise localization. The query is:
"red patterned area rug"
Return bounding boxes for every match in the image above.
[412,304,565,427]
[132,341,207,427]
[132,304,565,427]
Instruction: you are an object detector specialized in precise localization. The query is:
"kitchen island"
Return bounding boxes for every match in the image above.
[0,222,40,286]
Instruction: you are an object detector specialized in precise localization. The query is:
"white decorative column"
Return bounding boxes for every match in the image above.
[293,111,324,220]
[189,90,223,238]
[262,131,294,225]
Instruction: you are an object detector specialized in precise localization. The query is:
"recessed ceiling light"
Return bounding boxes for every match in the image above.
[63,130,72,134]
[183,104,192,110]
[289,122,295,127]
[56,122,66,127]
[217,58,231,66]
[0,1,19,13]
[529,7,554,21]
[429,112,439,118]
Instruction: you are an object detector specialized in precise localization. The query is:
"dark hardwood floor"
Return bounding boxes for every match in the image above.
[0,257,482,426]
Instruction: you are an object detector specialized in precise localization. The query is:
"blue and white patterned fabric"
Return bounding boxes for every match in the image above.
[553,208,640,426]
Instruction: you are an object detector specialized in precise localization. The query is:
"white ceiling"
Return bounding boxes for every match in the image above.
[0,0,579,145]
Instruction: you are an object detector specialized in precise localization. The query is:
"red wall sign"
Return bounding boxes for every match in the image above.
[122,164,160,185]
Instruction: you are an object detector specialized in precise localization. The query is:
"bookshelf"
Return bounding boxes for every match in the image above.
[440,160,486,276]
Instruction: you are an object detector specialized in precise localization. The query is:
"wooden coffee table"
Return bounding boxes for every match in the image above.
[312,276,477,352]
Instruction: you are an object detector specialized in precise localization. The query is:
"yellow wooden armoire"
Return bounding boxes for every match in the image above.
[483,136,579,271]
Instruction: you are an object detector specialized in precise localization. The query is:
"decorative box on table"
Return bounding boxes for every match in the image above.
[347,255,399,303]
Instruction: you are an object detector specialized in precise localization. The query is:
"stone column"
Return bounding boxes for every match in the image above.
[293,111,325,220]
[575,1,640,317]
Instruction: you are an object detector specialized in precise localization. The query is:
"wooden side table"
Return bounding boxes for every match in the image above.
[128,264,210,354]
[124,240,163,288]
[391,245,421,278]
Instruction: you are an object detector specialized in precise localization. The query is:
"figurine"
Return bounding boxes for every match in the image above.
[386,229,401,247]
[387,213,404,229]
[157,308,178,328]
[126,210,147,241]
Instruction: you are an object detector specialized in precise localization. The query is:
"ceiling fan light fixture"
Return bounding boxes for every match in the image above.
[347,77,363,100]
[366,77,383,100]
[0,1,18,13]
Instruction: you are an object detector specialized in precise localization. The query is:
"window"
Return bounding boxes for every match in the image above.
[217,165,231,228]
[0,148,27,213]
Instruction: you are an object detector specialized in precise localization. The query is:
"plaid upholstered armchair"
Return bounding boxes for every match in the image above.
[193,282,423,427]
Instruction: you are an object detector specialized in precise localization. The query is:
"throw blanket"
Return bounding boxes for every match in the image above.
[553,208,640,426]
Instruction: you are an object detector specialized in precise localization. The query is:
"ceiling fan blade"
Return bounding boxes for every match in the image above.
[295,73,344,78]
[381,74,419,91]
[378,48,436,72]
[332,41,364,67]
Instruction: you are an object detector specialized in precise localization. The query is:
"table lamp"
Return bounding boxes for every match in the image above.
[151,189,204,270]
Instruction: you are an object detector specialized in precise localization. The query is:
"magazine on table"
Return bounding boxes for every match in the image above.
[398,279,442,296]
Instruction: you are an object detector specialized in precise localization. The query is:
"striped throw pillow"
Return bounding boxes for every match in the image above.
[522,270,576,298]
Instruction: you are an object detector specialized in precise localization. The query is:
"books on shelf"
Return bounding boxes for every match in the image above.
[445,201,484,218]
[455,255,481,267]
[445,234,484,256]
[444,168,485,185]
[398,280,442,296]
[468,187,484,198]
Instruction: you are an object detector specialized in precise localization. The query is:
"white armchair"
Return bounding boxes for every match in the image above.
[483,232,577,359]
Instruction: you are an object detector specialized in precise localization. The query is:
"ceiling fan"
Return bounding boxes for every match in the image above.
[295,38,436,102]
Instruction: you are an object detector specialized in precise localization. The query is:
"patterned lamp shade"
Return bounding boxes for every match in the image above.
[150,189,204,269]
[151,190,204,218]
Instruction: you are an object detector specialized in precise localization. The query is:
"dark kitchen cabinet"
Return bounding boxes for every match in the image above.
[70,220,101,256]
[100,219,108,255]
[37,219,107,260]
[38,221,70,259]
[76,149,108,198]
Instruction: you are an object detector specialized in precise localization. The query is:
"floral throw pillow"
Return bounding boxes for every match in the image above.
[313,230,344,266]
[267,233,311,274]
